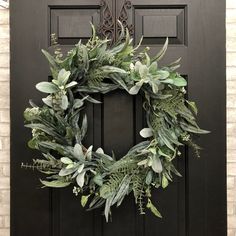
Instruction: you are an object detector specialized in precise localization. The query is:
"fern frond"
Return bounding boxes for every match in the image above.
[132,174,145,214]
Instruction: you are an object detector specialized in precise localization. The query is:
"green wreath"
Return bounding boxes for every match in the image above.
[22,22,209,221]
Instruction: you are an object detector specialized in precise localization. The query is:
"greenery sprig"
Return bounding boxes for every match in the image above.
[23,22,209,222]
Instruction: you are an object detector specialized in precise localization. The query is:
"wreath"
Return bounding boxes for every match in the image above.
[22,22,209,221]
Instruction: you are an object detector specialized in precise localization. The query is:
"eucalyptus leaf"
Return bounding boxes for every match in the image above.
[146,198,162,218]
[81,195,90,207]
[145,170,153,185]
[162,175,169,188]
[93,174,103,186]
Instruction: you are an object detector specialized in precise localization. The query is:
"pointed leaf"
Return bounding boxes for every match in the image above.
[60,157,73,164]
[60,95,68,110]
[151,155,163,173]
[86,145,93,160]
[146,198,162,218]
[59,167,76,177]
[77,164,84,174]
[42,96,53,107]
[41,49,58,69]
[57,69,71,85]
[162,175,169,188]
[76,171,86,188]
[74,144,84,159]
[40,179,71,188]
[65,81,78,89]
[81,195,90,207]
[73,99,84,109]
[151,38,168,62]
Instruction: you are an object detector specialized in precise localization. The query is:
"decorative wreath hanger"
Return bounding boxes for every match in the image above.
[22,22,209,221]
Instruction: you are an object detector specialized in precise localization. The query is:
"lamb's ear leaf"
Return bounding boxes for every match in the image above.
[60,157,73,164]
[65,81,78,89]
[74,144,84,159]
[58,69,71,85]
[41,49,59,69]
[151,155,163,173]
[84,95,101,104]
[186,100,198,115]
[60,95,68,110]
[59,167,76,177]
[129,84,142,95]
[140,128,153,138]
[173,76,187,87]
[81,115,88,139]
[89,22,96,42]
[93,174,103,186]
[36,82,58,93]
[42,96,53,107]
[40,179,71,188]
[104,197,113,222]
[116,20,125,43]
[151,38,168,62]
[73,99,84,109]
[76,171,86,188]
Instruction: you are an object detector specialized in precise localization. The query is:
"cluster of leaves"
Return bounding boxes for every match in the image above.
[22,22,209,222]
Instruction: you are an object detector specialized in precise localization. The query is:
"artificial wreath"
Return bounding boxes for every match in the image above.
[22,22,209,221]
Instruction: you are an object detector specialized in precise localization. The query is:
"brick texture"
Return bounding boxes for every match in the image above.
[0,2,235,236]
[227,0,236,235]
[0,5,9,236]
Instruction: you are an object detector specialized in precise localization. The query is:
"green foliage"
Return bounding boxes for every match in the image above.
[22,22,209,222]
[146,198,162,218]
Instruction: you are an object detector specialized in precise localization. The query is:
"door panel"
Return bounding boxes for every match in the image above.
[11,0,226,236]
[50,8,100,45]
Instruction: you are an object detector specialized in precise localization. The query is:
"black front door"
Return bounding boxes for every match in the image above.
[11,0,226,235]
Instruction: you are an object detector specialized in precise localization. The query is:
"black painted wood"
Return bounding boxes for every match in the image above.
[11,0,226,235]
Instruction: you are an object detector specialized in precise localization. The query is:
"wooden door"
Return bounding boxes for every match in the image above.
[10,0,226,236]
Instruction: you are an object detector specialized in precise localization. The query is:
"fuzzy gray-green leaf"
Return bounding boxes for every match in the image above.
[36,82,58,94]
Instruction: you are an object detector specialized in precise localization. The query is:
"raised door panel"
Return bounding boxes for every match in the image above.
[116,1,188,235]
[116,0,188,74]
[47,2,113,236]
[116,0,226,236]
[11,0,226,236]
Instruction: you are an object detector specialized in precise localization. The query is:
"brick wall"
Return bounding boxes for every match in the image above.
[0,1,235,236]
[227,0,236,235]
[0,4,10,236]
